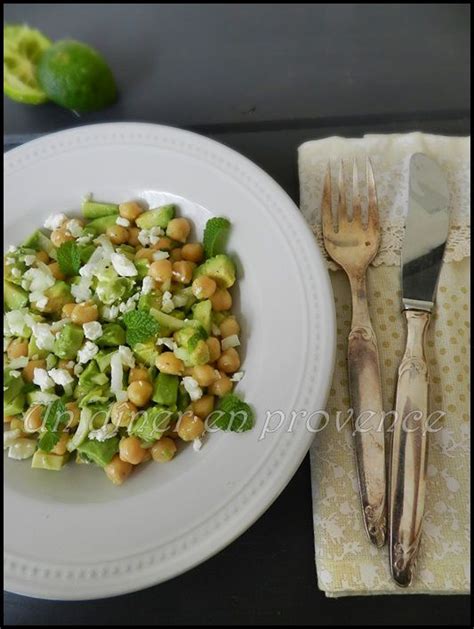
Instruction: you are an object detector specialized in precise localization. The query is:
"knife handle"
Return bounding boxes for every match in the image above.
[389,309,431,587]
[347,275,386,547]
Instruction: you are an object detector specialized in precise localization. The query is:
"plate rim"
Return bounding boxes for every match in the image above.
[4,122,335,599]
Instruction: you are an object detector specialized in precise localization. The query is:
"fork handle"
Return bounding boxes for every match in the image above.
[389,309,430,587]
[347,274,386,547]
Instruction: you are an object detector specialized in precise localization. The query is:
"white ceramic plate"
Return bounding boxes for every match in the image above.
[4,122,335,600]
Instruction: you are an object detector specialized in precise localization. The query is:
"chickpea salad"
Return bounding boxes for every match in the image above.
[4,198,253,485]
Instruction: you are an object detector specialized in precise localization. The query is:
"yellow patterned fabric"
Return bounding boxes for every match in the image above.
[299,134,470,596]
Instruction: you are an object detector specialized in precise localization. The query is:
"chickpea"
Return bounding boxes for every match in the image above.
[36,250,50,264]
[51,227,74,248]
[127,380,153,407]
[192,364,218,387]
[183,366,195,377]
[59,360,75,376]
[181,243,203,263]
[170,247,183,262]
[119,436,147,465]
[24,405,44,433]
[210,288,232,311]
[220,316,240,338]
[141,448,153,463]
[172,260,195,284]
[151,437,177,462]
[192,395,215,419]
[65,401,81,428]
[105,455,133,485]
[47,261,65,281]
[61,302,76,318]
[106,224,129,245]
[4,415,16,424]
[71,301,99,324]
[128,226,140,247]
[192,276,216,300]
[7,338,28,360]
[166,218,191,243]
[177,414,205,442]
[206,337,221,363]
[135,247,155,261]
[111,401,138,427]
[51,432,69,456]
[119,201,143,222]
[128,367,150,383]
[22,359,46,383]
[10,418,25,433]
[152,237,173,251]
[163,421,179,439]
[156,352,184,376]
[217,347,240,374]
[209,372,233,397]
[148,259,173,284]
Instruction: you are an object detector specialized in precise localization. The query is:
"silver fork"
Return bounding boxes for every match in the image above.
[321,159,386,547]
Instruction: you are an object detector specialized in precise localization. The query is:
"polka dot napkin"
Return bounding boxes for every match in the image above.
[298,134,470,596]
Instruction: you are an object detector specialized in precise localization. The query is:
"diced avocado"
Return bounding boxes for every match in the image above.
[175,326,208,365]
[31,451,69,471]
[77,388,111,408]
[96,323,126,347]
[4,281,28,310]
[4,370,26,416]
[135,258,150,280]
[41,281,73,314]
[130,406,173,442]
[189,339,210,366]
[153,373,179,406]
[82,201,119,219]
[116,244,135,259]
[194,254,236,288]
[133,340,159,367]
[138,289,162,312]
[77,361,108,391]
[177,383,191,412]
[212,311,229,326]
[26,390,59,406]
[174,326,195,348]
[22,230,56,258]
[22,229,43,249]
[83,215,117,235]
[77,436,119,467]
[192,299,212,334]
[53,323,84,360]
[28,335,49,359]
[136,204,175,230]
[96,270,134,305]
[95,349,114,373]
[79,244,95,264]
[150,308,185,332]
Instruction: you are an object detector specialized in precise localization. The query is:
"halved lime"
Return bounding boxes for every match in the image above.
[4,24,52,104]
[37,40,117,112]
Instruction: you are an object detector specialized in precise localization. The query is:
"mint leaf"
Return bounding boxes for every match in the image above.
[203,217,231,258]
[123,309,160,347]
[38,431,60,453]
[214,394,254,432]
[43,399,68,432]
[57,240,81,276]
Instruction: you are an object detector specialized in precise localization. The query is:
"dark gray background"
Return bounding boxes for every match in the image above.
[3,3,471,626]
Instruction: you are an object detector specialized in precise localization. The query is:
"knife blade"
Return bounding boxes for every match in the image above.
[389,153,450,587]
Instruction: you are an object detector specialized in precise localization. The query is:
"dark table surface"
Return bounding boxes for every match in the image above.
[3,3,471,626]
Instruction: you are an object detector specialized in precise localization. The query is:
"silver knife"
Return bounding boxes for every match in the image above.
[388,153,450,587]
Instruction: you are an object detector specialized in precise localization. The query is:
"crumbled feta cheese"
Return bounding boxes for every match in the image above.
[141,276,156,295]
[76,233,93,246]
[95,234,115,255]
[182,376,203,401]
[66,219,84,238]
[211,323,221,336]
[221,335,240,351]
[9,370,21,378]
[111,252,138,277]
[44,213,67,230]
[6,356,29,370]
[77,341,99,364]
[34,295,48,310]
[161,290,175,314]
[110,351,125,401]
[48,368,74,387]
[7,245,16,254]
[4,310,34,337]
[172,293,188,308]
[119,295,138,314]
[116,216,130,227]
[33,392,60,405]
[88,424,118,442]
[193,437,203,452]
[73,364,84,376]
[51,319,70,333]
[23,265,55,293]
[11,268,21,278]
[23,254,36,267]
[102,304,120,321]
[157,337,177,351]
[152,250,169,261]
[83,321,103,341]
[118,345,136,368]
[148,226,163,245]
[33,368,54,391]
[71,277,92,303]
[31,322,55,351]
[4,429,21,449]
[230,371,245,382]
[79,244,110,279]
[138,230,150,247]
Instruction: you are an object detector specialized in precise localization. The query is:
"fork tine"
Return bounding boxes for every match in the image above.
[337,160,348,226]
[366,157,380,231]
[352,158,362,223]
[321,162,334,236]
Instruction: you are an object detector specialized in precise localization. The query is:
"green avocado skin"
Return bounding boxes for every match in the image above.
[37,40,117,112]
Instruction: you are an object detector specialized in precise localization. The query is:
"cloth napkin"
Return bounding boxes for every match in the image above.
[298,133,470,597]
